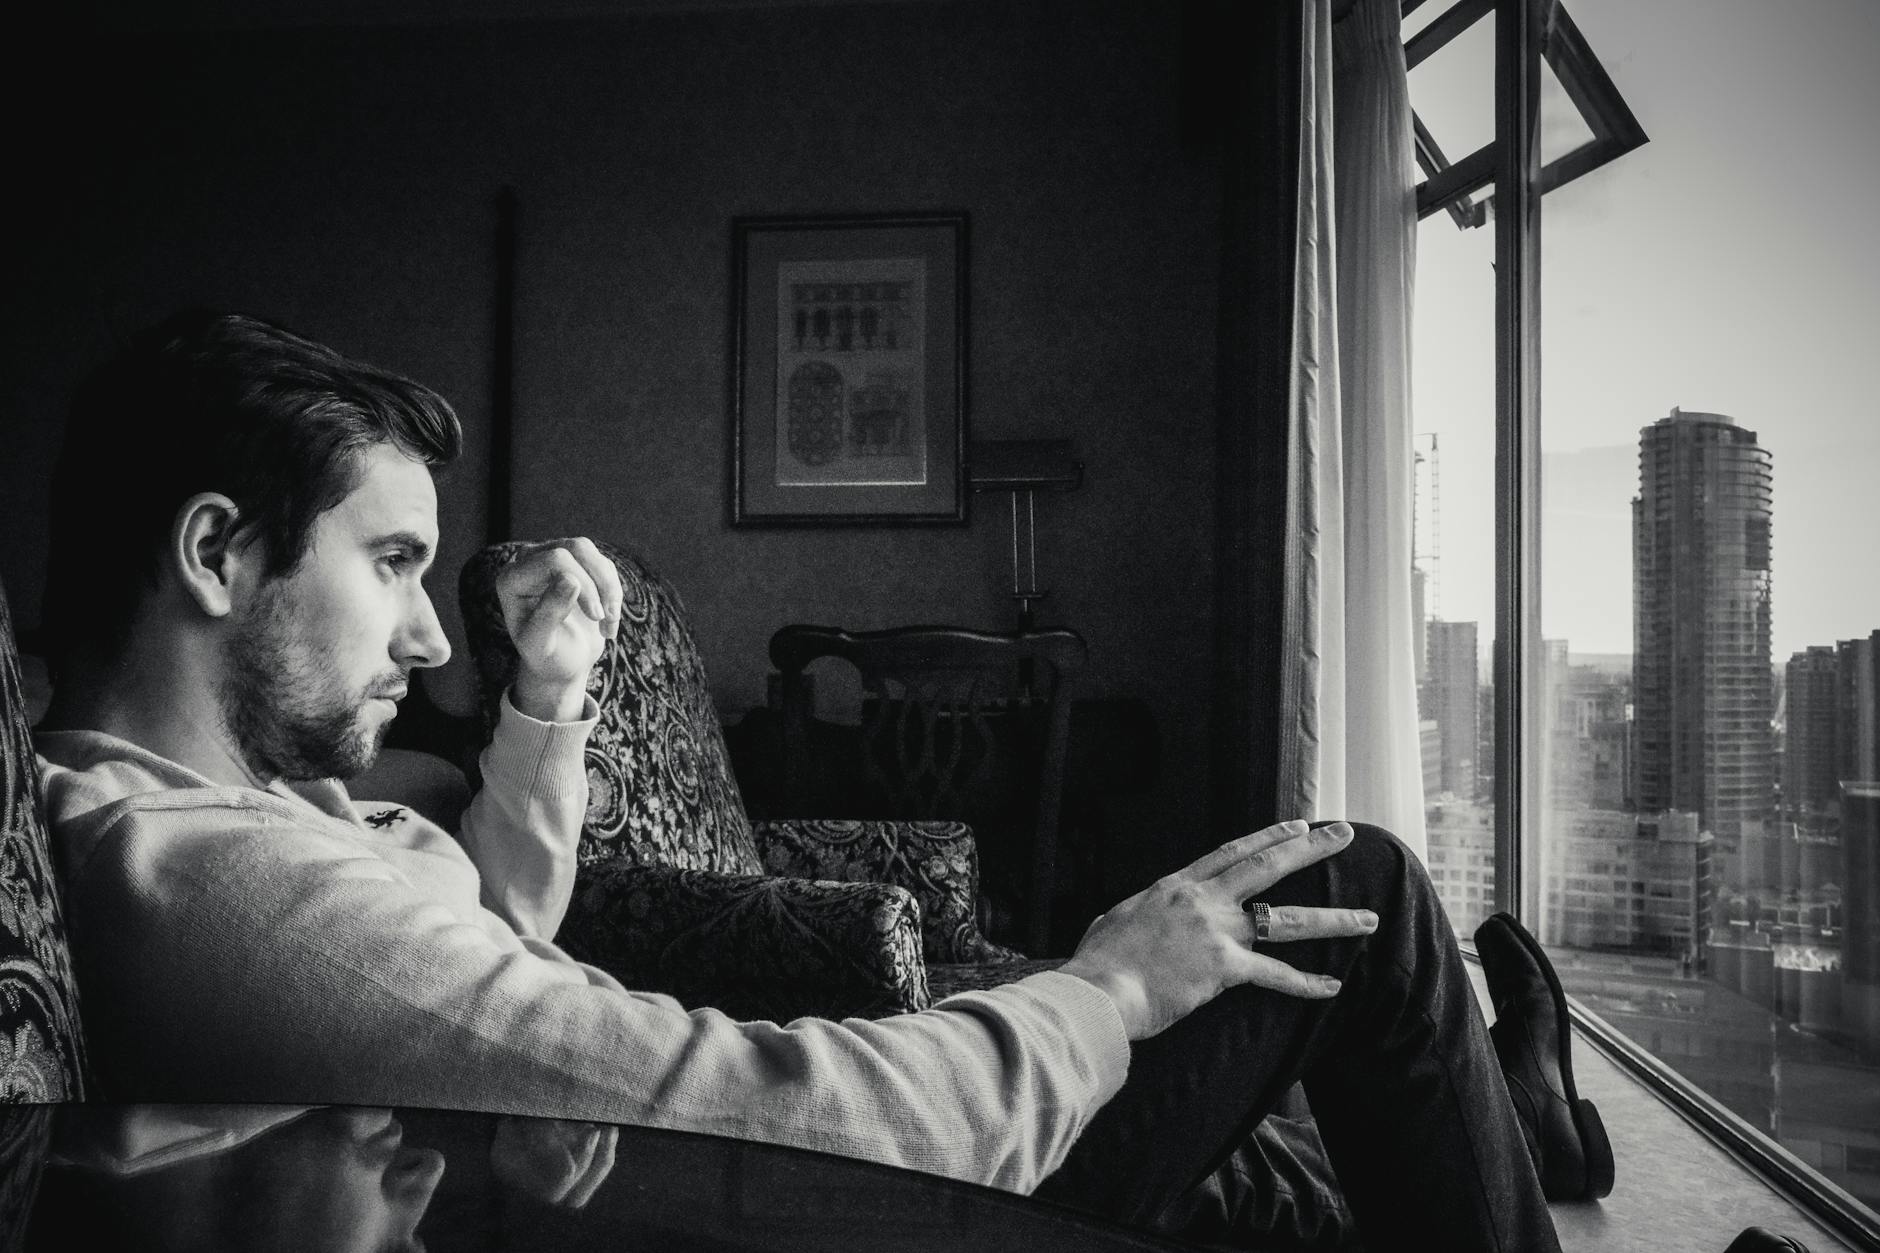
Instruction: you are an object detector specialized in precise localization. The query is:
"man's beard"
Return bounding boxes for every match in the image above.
[219,583,404,783]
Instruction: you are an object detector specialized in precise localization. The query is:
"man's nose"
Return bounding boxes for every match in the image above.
[398,588,453,670]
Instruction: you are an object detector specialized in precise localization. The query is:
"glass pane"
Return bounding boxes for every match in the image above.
[1410,28,1499,937]
[1536,0,1880,1220]
[1538,54,1595,168]
[1400,0,1450,42]
[1406,6,1497,166]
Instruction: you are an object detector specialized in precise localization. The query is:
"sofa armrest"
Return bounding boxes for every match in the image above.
[751,819,1028,967]
[559,860,930,1022]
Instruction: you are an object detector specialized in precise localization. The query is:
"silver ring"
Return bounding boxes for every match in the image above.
[1250,901,1272,943]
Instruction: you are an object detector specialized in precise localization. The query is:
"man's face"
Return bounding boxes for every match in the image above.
[219,442,450,783]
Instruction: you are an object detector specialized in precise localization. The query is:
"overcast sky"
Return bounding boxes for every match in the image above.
[1408,0,1880,663]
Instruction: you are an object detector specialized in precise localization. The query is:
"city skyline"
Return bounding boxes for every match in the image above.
[1413,431,1880,676]
[1408,0,1880,662]
[1408,1,1880,1211]
[1419,434,1880,1211]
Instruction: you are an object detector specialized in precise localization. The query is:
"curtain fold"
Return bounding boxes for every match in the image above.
[1281,0,1426,858]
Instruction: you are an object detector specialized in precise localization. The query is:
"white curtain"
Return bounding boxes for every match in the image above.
[1283,0,1426,858]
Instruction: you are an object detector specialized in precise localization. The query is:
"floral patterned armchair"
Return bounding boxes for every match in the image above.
[0,579,90,1105]
[460,541,1064,1023]
[0,577,90,1244]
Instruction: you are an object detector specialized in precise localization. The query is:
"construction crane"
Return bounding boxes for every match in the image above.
[1414,431,1441,621]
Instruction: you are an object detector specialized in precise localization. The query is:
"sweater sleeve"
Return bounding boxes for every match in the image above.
[455,689,597,940]
[66,799,1131,1195]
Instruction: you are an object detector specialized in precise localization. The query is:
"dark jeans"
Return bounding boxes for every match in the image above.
[1033,822,1560,1253]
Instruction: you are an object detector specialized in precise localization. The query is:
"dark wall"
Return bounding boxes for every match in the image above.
[3,0,1247,891]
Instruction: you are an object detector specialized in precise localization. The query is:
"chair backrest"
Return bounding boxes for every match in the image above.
[0,579,90,1100]
[459,540,762,876]
[769,624,1086,952]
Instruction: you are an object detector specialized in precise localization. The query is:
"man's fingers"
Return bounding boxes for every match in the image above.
[561,537,624,639]
[498,545,578,598]
[1214,820,1354,901]
[1232,950,1343,1000]
[558,552,605,622]
[565,1127,618,1209]
[1242,903,1377,945]
[1182,818,1311,881]
[544,571,585,621]
[503,546,604,623]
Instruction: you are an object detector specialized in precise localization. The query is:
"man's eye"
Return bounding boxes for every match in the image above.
[381,552,414,573]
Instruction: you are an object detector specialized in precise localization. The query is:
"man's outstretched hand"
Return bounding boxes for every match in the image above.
[495,538,624,723]
[1058,820,1376,1041]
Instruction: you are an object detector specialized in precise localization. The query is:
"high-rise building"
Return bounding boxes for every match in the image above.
[1725,631,1880,1048]
[1839,646,1880,1056]
[1843,781,1880,1057]
[1419,718,1442,801]
[1543,648,1632,813]
[1477,681,1495,803]
[1784,645,1844,816]
[1741,813,1842,899]
[1426,799,1495,936]
[1631,408,1774,880]
[1424,620,1478,800]
[1755,633,1880,901]
[1837,633,1880,785]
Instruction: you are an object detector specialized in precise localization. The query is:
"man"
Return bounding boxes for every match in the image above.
[36,312,1606,1250]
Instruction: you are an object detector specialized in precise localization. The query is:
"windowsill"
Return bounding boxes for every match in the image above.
[1462,959,1862,1252]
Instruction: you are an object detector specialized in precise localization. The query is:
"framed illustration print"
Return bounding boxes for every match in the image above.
[730,212,967,525]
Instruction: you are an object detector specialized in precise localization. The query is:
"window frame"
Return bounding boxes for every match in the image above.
[1406,0,1646,229]
[1438,1,1880,1245]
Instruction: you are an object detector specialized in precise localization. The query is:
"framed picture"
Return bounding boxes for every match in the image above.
[730,212,967,525]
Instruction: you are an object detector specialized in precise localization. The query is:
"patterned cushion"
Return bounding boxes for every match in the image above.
[460,540,762,876]
[560,861,929,1021]
[753,818,1027,967]
[0,580,89,1101]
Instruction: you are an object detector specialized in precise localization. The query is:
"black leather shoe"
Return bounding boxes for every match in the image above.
[1474,911,1616,1202]
[1722,1228,1811,1253]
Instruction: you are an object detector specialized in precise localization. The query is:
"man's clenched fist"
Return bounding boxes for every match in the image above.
[496,538,623,723]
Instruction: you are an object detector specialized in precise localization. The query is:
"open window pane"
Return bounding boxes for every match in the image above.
[1534,0,1880,1220]
[1408,9,1496,160]
[1537,53,1595,167]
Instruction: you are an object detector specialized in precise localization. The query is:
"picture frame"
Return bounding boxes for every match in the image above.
[730,212,967,525]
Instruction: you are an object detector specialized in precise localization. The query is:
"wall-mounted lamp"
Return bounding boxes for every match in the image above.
[967,439,1084,630]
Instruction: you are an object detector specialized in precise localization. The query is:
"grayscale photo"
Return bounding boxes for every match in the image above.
[1,2,1874,1251]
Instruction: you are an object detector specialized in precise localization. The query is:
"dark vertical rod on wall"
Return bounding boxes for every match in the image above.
[490,185,518,544]
[1209,0,1303,850]
[1493,0,1544,923]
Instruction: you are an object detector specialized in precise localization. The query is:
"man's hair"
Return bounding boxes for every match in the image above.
[44,310,463,669]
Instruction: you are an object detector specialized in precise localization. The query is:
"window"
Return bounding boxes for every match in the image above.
[1531,0,1880,1229]
[1408,0,1880,1240]
[1408,0,1499,943]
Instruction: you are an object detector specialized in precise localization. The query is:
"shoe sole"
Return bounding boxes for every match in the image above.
[1496,916,1616,1201]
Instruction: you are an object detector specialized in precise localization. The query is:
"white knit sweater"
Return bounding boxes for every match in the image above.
[35,695,1129,1193]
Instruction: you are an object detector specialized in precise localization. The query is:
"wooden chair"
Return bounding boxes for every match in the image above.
[770,625,1087,955]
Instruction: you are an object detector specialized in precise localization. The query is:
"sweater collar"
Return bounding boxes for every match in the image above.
[35,727,359,825]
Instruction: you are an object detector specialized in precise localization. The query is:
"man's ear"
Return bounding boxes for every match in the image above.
[171,492,249,619]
